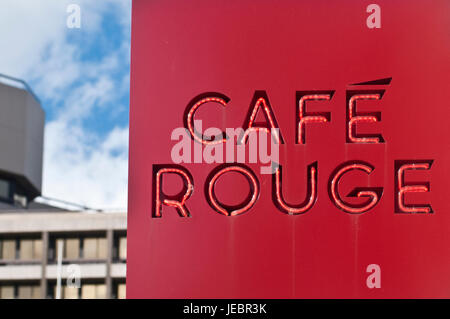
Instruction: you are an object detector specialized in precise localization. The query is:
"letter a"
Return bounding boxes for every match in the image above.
[366,4,381,29]
[366,264,381,288]
[67,4,81,29]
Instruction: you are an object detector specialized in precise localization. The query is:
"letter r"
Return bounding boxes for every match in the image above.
[152,164,194,217]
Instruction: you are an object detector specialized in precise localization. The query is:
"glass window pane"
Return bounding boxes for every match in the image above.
[1,240,16,260]
[117,284,126,299]
[0,286,14,299]
[20,240,34,260]
[64,287,79,299]
[96,284,106,299]
[119,237,127,260]
[31,286,41,299]
[83,238,97,259]
[33,239,42,260]
[97,238,107,259]
[18,286,32,299]
[81,284,96,299]
[65,239,80,259]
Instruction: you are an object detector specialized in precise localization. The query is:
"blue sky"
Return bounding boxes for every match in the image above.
[0,0,132,210]
[49,6,130,136]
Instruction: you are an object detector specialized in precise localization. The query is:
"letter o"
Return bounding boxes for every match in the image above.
[205,164,260,216]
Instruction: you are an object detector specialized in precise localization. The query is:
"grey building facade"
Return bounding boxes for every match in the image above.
[0,77,44,204]
[0,75,127,299]
[0,210,127,299]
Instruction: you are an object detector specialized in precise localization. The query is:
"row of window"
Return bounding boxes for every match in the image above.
[0,236,126,262]
[0,284,40,299]
[0,282,126,299]
[52,283,126,299]
[0,239,42,261]
[55,237,108,260]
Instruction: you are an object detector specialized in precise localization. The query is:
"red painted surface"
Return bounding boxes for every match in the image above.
[128,0,450,298]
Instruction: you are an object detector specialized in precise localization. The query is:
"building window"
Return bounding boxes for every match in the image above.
[49,282,108,299]
[63,286,79,299]
[113,233,127,262]
[0,238,42,261]
[117,283,126,299]
[83,237,107,260]
[0,285,14,299]
[118,237,126,261]
[65,238,80,259]
[0,240,16,260]
[55,238,80,260]
[51,236,107,261]
[0,283,40,299]
[50,285,80,299]
[81,283,107,299]
[19,239,42,260]
[18,285,40,299]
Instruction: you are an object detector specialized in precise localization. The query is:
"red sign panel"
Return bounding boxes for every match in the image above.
[128,0,450,298]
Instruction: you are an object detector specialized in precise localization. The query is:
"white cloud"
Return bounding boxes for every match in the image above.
[0,0,132,210]
[43,122,129,210]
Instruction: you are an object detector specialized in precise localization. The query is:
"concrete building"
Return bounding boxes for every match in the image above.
[0,74,127,299]
[0,210,127,299]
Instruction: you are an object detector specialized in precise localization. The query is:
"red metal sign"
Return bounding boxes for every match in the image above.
[128,0,450,298]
